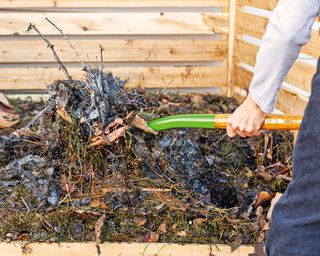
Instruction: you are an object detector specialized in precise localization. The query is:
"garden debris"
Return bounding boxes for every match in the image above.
[267,193,283,220]
[132,115,158,135]
[148,232,160,242]
[0,22,294,247]
[254,191,275,208]
[95,213,107,254]
[0,93,19,128]
[0,86,294,245]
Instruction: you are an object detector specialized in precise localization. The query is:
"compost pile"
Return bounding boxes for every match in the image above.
[0,68,293,246]
[0,23,293,246]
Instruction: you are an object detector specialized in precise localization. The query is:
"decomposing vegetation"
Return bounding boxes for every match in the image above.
[0,21,293,248]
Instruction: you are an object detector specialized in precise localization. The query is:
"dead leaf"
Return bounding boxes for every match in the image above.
[134,217,147,226]
[148,232,159,243]
[255,206,263,219]
[155,203,165,211]
[157,223,168,234]
[262,222,270,231]
[0,93,14,111]
[56,106,72,123]
[60,174,77,194]
[267,192,283,220]
[254,191,275,208]
[107,118,123,130]
[176,230,187,237]
[0,114,19,128]
[90,126,128,147]
[193,218,206,227]
[172,223,178,230]
[249,221,260,233]
[256,165,275,182]
[0,97,19,128]
[90,198,107,209]
[132,115,158,135]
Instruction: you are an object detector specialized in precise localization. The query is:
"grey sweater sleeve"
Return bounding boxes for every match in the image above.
[249,0,320,113]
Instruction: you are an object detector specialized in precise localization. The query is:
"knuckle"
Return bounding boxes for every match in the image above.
[239,125,246,132]
[247,127,254,133]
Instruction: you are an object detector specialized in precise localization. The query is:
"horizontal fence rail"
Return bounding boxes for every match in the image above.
[0,0,229,92]
[0,0,229,8]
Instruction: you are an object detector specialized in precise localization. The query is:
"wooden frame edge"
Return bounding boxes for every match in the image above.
[0,242,255,256]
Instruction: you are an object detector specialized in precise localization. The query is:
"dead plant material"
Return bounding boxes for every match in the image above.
[0,21,295,246]
[132,115,158,135]
[254,191,275,208]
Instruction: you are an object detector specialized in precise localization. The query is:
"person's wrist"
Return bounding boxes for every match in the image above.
[245,94,267,115]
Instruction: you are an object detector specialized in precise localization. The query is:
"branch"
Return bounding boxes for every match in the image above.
[45,17,85,67]
[27,23,72,80]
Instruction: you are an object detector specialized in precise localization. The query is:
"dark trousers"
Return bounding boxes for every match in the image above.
[266,59,320,255]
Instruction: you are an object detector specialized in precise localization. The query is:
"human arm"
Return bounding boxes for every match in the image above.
[227,0,320,138]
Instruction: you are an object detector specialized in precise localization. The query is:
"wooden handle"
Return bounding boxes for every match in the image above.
[214,114,302,130]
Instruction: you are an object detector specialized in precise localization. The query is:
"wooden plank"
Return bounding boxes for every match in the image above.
[238,1,320,23]
[302,30,320,59]
[0,12,228,36]
[275,89,308,115]
[227,0,237,97]
[0,39,227,63]
[237,12,320,58]
[0,242,254,256]
[238,0,278,10]
[234,65,308,114]
[235,39,315,92]
[0,0,229,8]
[236,11,267,38]
[0,66,227,90]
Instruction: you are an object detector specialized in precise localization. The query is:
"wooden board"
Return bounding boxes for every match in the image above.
[238,0,278,10]
[0,66,227,90]
[236,11,267,39]
[0,12,228,36]
[0,242,254,256]
[0,39,227,63]
[237,12,320,58]
[302,30,320,59]
[239,0,320,21]
[235,39,316,92]
[234,65,308,115]
[0,0,229,8]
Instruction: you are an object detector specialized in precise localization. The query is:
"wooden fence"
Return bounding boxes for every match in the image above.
[0,0,229,92]
[0,0,320,115]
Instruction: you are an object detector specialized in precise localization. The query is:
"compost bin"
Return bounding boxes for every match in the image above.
[0,0,318,255]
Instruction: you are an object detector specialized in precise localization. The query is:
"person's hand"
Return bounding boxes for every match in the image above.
[227,94,267,138]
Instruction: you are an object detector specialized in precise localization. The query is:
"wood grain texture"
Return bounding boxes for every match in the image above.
[238,0,278,10]
[0,0,229,8]
[214,113,302,130]
[239,0,320,21]
[237,12,320,58]
[0,242,254,256]
[0,66,227,90]
[235,39,316,92]
[0,39,227,63]
[234,65,308,115]
[0,12,228,35]
[236,11,267,38]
